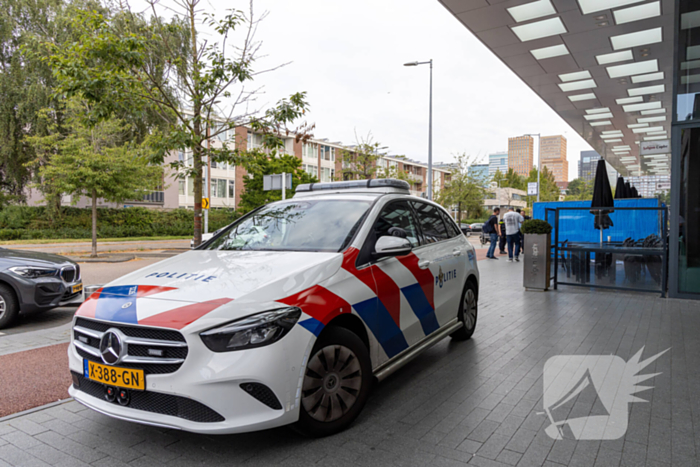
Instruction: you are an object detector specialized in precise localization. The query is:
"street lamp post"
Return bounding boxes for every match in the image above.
[524,133,541,203]
[404,60,433,200]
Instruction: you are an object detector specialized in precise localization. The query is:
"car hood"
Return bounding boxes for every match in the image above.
[0,248,73,267]
[75,250,343,330]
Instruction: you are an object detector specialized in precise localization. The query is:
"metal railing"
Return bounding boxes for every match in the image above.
[142,191,165,203]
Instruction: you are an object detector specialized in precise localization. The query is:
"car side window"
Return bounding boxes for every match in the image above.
[440,210,462,238]
[373,201,420,247]
[410,202,450,244]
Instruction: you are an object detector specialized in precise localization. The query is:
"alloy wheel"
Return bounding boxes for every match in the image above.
[0,295,6,320]
[302,345,363,423]
[463,288,477,330]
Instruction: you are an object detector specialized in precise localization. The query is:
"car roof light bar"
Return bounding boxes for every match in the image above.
[295,179,411,193]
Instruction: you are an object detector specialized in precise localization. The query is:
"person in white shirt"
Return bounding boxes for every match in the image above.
[503,207,525,262]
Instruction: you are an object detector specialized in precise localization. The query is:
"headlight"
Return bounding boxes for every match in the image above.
[200,307,302,352]
[8,266,59,278]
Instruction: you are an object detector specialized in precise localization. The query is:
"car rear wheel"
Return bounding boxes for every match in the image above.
[295,327,372,437]
[0,284,19,329]
[451,281,477,341]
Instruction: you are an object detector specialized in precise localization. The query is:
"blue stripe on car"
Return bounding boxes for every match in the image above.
[299,317,325,336]
[94,285,139,324]
[352,297,408,358]
[401,284,440,336]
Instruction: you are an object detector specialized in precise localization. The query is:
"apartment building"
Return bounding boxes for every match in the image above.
[375,156,451,198]
[539,135,568,184]
[507,136,533,177]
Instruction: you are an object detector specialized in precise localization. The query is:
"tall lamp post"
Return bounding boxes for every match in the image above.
[524,133,541,203]
[404,59,433,200]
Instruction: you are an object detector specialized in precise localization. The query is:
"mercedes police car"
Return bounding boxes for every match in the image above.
[68,179,480,436]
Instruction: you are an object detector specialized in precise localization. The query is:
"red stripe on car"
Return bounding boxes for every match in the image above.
[280,285,351,325]
[398,253,435,310]
[75,288,103,318]
[138,298,234,329]
[136,285,177,298]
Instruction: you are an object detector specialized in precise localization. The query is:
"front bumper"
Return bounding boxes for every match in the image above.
[68,324,315,434]
[13,276,83,315]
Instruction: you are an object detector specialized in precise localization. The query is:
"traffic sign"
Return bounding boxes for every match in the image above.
[202,198,210,210]
[527,182,538,196]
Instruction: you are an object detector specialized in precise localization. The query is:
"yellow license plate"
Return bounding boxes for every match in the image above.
[84,360,145,390]
[72,283,83,294]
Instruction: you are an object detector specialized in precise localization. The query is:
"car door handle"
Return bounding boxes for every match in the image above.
[453,249,462,257]
[418,260,431,269]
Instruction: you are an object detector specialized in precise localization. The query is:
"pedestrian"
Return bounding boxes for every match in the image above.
[516,208,529,252]
[504,207,525,262]
[484,207,501,260]
[498,217,507,255]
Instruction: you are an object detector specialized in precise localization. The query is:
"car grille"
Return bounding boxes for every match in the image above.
[61,265,80,283]
[73,317,188,375]
[72,372,224,423]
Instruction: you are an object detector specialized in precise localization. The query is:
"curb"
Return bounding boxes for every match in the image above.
[68,255,136,263]
[0,398,73,423]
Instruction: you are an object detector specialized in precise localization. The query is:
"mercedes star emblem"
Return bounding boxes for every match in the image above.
[99,328,127,365]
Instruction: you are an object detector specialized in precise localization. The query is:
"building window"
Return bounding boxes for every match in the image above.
[303,143,317,159]
[178,180,185,195]
[228,180,235,199]
[211,179,227,198]
[187,177,194,196]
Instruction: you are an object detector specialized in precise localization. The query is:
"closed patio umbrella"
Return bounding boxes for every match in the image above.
[614,177,626,199]
[624,182,632,199]
[631,186,640,198]
[590,159,614,239]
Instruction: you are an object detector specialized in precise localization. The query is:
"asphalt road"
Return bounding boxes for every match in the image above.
[0,258,164,336]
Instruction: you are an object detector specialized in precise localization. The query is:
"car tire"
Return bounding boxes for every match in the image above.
[451,281,478,341]
[0,284,20,329]
[294,326,373,437]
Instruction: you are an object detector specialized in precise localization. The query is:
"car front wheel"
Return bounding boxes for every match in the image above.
[0,284,20,329]
[295,327,372,437]
[451,281,478,341]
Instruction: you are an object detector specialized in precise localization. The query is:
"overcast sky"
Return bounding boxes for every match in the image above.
[174,0,595,180]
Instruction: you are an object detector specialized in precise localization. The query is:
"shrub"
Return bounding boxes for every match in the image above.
[521,219,552,235]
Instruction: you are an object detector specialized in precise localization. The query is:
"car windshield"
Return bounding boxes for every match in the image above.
[203,199,372,252]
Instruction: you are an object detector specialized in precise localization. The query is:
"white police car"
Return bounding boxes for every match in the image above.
[68,179,480,436]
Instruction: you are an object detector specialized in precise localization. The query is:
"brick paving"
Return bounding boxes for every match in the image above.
[1,259,698,466]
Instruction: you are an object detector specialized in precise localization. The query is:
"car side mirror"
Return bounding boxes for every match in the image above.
[373,236,412,258]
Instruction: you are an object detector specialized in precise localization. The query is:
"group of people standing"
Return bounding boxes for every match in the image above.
[483,207,528,262]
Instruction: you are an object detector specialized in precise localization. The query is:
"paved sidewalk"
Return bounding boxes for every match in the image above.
[0,321,72,356]
[1,259,699,466]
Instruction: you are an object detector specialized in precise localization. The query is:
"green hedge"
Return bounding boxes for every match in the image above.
[0,206,241,240]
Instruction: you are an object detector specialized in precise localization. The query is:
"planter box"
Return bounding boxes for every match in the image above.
[523,233,551,291]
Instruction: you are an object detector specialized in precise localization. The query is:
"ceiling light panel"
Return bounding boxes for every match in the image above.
[578,0,645,15]
[559,71,592,82]
[638,116,667,123]
[559,79,597,92]
[507,0,556,23]
[569,93,597,102]
[613,2,661,25]
[631,72,665,84]
[602,138,623,142]
[610,27,663,50]
[607,60,658,78]
[584,113,614,120]
[623,101,662,112]
[531,44,570,60]
[645,136,668,141]
[511,17,567,42]
[688,46,700,61]
[613,146,631,150]
[596,50,634,65]
[680,60,700,71]
[632,126,664,133]
[647,131,667,135]
[628,123,649,128]
[602,130,624,135]
[681,75,700,85]
[617,96,644,105]
[628,84,665,96]
[641,108,666,115]
[681,11,700,29]
[586,107,610,114]
[590,121,612,126]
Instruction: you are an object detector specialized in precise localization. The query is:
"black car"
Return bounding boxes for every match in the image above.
[460,223,472,236]
[470,223,484,232]
[0,249,83,328]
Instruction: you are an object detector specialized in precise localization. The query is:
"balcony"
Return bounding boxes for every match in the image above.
[407,172,423,183]
[143,191,165,204]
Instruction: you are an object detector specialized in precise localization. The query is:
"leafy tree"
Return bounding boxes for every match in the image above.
[46,2,311,246]
[33,101,161,257]
[656,190,670,205]
[340,134,385,180]
[435,154,485,223]
[565,178,594,201]
[525,166,560,203]
[237,152,316,212]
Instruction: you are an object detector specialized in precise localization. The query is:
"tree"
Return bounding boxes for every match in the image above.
[237,151,316,212]
[435,154,485,223]
[340,133,385,180]
[46,1,311,246]
[565,178,593,201]
[525,166,560,204]
[33,101,161,257]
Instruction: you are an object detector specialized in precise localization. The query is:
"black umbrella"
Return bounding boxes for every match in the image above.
[625,182,632,199]
[590,159,614,235]
[614,176,626,200]
[631,186,640,198]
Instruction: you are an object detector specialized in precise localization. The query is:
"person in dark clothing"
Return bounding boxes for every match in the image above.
[498,218,507,254]
[517,208,530,253]
[485,207,501,259]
